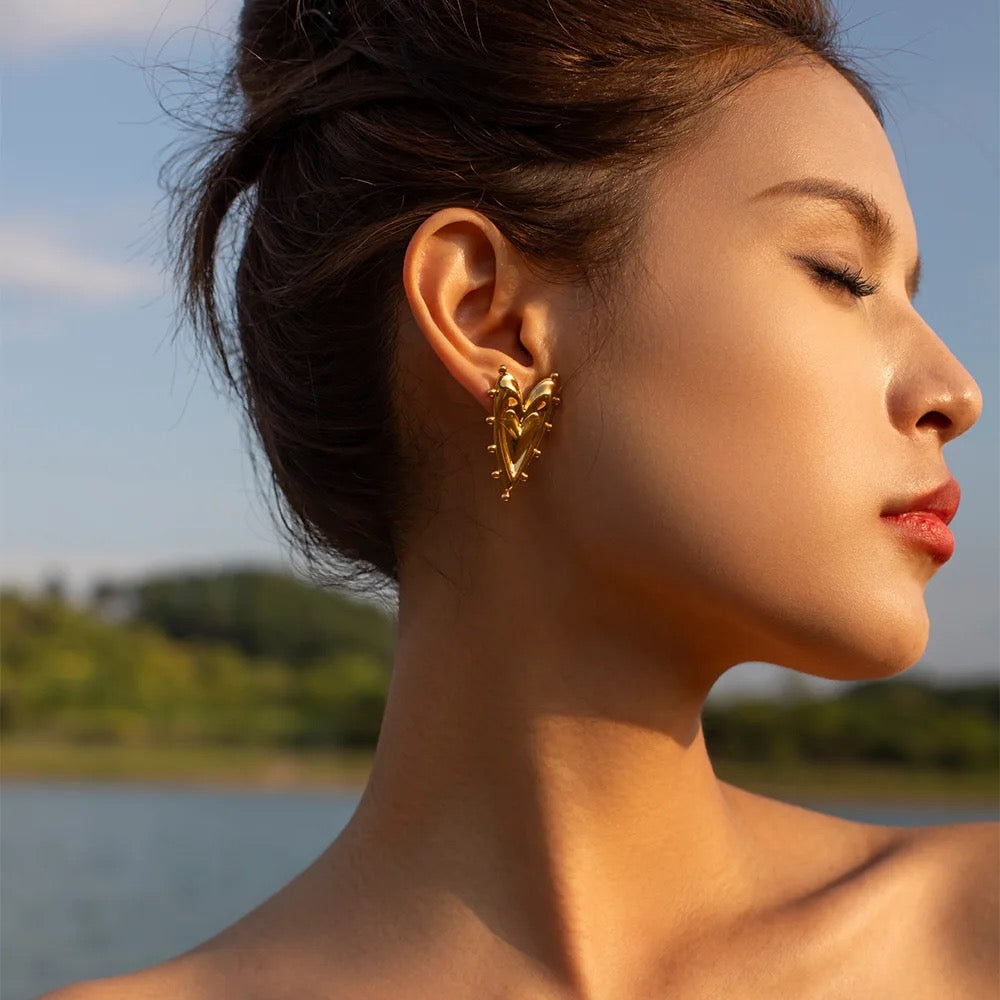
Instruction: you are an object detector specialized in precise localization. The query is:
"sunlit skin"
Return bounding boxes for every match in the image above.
[44,55,996,1000]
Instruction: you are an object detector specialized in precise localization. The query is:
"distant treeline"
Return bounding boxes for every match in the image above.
[1,569,394,748]
[703,681,997,770]
[1,568,997,769]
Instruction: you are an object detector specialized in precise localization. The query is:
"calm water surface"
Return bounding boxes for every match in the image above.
[2,780,996,1000]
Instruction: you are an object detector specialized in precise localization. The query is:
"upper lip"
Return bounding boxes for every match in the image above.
[881,476,961,526]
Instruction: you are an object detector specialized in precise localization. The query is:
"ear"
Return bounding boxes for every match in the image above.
[402,207,556,412]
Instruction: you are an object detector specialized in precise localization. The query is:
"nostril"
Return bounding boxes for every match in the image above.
[916,410,951,430]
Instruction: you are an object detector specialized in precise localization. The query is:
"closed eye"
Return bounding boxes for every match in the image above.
[798,255,881,299]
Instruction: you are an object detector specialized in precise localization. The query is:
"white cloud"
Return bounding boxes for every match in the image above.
[0,222,164,303]
[1,0,240,58]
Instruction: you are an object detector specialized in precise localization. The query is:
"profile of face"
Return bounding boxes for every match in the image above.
[403,56,983,686]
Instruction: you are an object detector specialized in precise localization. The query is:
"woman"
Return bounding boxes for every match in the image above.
[46,0,995,997]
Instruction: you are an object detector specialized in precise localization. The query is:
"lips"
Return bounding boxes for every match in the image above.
[881,476,961,525]
[880,476,960,563]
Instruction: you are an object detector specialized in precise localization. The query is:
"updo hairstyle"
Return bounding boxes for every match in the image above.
[165,0,880,589]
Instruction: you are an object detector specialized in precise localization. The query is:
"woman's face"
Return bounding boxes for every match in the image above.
[552,57,982,682]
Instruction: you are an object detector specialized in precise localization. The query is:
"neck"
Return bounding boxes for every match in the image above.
[332,515,760,997]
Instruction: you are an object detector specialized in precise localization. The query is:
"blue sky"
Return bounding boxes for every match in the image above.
[2,1,997,693]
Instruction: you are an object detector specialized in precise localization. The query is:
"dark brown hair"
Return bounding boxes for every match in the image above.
[164,0,881,591]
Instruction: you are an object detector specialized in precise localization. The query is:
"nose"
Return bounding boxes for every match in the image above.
[915,381,982,445]
[888,318,983,446]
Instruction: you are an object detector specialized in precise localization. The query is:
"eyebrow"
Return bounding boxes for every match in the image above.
[752,177,922,300]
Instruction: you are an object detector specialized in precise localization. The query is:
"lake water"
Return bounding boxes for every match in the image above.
[2,780,996,1000]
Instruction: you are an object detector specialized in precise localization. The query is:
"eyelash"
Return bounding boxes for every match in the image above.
[802,257,882,299]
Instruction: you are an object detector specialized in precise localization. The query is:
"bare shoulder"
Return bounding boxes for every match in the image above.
[906,818,999,991]
[901,818,998,919]
[908,814,999,879]
[34,955,225,1000]
[720,783,998,995]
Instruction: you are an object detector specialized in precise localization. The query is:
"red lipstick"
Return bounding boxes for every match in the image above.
[881,477,960,563]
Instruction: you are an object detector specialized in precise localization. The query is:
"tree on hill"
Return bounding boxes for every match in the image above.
[89,565,396,670]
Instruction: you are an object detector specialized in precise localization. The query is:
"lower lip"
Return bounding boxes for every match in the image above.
[881,512,954,562]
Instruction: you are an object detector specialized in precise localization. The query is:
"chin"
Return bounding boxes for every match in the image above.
[754,605,931,683]
[813,652,924,684]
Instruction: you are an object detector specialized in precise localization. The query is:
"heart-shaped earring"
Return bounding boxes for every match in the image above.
[485,364,561,501]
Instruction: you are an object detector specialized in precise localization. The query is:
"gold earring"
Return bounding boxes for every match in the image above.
[485,364,561,501]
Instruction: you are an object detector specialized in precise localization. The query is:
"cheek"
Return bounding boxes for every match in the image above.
[548,280,931,677]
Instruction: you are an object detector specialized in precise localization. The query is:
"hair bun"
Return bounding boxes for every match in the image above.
[237,0,346,109]
[239,0,345,65]
[298,1,345,48]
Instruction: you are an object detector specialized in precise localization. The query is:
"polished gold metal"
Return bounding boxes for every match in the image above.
[485,364,560,501]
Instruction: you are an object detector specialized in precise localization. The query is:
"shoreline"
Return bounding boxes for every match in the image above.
[2,737,997,805]
[0,738,373,794]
